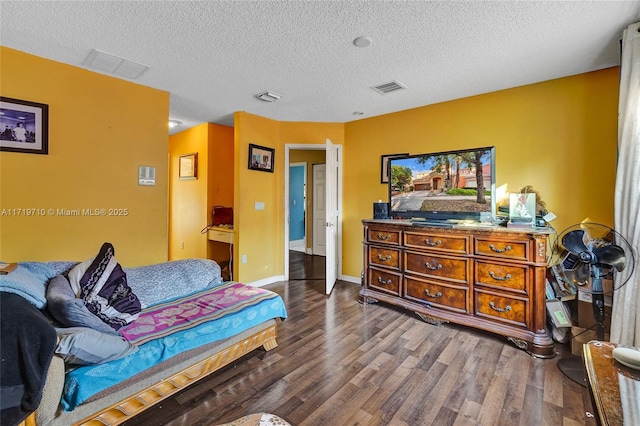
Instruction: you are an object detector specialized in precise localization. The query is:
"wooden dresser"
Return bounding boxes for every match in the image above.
[361,219,555,358]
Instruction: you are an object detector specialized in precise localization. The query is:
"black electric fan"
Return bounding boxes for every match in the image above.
[551,223,635,386]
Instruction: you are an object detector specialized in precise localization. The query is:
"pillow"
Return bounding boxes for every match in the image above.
[0,261,77,309]
[55,327,138,365]
[125,258,223,307]
[67,243,141,330]
[46,275,120,335]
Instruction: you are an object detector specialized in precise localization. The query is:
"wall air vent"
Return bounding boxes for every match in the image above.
[371,80,406,95]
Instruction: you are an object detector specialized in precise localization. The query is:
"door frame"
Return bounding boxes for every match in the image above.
[284,143,343,281]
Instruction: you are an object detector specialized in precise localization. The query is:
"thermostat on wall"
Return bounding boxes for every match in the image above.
[138,165,156,186]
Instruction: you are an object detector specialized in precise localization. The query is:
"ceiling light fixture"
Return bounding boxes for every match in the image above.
[353,36,372,48]
[168,120,182,128]
[255,91,281,102]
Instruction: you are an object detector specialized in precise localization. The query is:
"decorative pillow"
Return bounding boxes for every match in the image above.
[55,327,138,365]
[67,243,141,330]
[46,275,120,335]
[124,258,223,308]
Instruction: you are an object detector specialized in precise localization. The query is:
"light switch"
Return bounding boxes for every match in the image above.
[255,202,265,211]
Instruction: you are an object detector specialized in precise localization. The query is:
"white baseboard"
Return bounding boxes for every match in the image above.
[247,275,286,288]
[339,274,361,284]
[289,239,305,252]
[248,274,360,287]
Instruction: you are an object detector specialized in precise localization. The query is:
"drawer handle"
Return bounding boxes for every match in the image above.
[377,233,392,240]
[489,271,512,281]
[489,244,512,253]
[424,238,442,247]
[424,289,442,298]
[377,254,392,261]
[424,261,443,271]
[489,301,512,313]
[377,277,392,285]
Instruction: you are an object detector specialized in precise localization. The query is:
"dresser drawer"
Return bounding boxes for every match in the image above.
[474,289,528,328]
[367,228,401,245]
[404,231,469,254]
[405,276,468,313]
[404,251,470,284]
[368,267,401,295]
[474,236,530,262]
[475,261,529,295]
[368,246,401,270]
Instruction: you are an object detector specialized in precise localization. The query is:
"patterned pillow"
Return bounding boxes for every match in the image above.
[67,243,141,330]
[46,275,120,335]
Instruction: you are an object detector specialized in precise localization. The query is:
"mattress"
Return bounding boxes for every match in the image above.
[61,282,287,411]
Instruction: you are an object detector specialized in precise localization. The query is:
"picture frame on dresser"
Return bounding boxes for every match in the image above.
[0,96,49,155]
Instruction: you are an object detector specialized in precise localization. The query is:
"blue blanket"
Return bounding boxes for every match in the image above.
[0,262,77,309]
[61,283,287,411]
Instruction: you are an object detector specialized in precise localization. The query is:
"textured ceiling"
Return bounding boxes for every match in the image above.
[1,1,639,135]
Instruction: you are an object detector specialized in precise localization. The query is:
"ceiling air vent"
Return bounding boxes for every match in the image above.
[371,80,406,95]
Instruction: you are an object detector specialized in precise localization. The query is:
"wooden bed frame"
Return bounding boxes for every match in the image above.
[22,323,278,426]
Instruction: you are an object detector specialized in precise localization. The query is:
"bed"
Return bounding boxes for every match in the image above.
[0,246,287,426]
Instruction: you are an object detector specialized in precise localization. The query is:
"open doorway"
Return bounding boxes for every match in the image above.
[287,149,326,280]
[284,143,342,292]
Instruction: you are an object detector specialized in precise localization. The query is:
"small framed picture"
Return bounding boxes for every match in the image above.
[509,193,536,223]
[248,143,275,173]
[381,153,408,183]
[0,96,49,155]
[179,153,198,180]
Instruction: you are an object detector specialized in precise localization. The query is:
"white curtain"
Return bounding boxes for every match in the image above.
[612,22,640,347]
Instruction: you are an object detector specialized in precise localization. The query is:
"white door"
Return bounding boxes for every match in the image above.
[325,139,338,294]
[312,164,326,256]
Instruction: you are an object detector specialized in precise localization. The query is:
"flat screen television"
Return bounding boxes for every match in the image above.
[388,146,496,223]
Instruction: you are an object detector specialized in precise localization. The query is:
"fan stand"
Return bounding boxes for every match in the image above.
[558,267,607,388]
[557,357,588,387]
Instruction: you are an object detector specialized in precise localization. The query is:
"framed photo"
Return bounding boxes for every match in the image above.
[509,193,536,224]
[381,153,408,183]
[248,143,274,173]
[179,153,198,180]
[0,96,49,155]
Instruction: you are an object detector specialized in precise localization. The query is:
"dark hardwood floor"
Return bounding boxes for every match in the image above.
[125,253,595,426]
[288,250,325,280]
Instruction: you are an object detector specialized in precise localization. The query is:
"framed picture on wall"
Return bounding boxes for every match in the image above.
[0,96,49,155]
[248,143,275,173]
[179,153,198,180]
[381,153,408,184]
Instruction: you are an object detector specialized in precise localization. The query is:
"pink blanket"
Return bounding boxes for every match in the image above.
[119,282,278,345]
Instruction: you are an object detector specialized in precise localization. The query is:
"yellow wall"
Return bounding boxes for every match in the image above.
[1,46,618,282]
[206,124,234,264]
[233,114,345,282]
[168,123,234,262]
[234,112,281,282]
[169,124,209,259]
[0,47,169,266]
[342,68,620,277]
